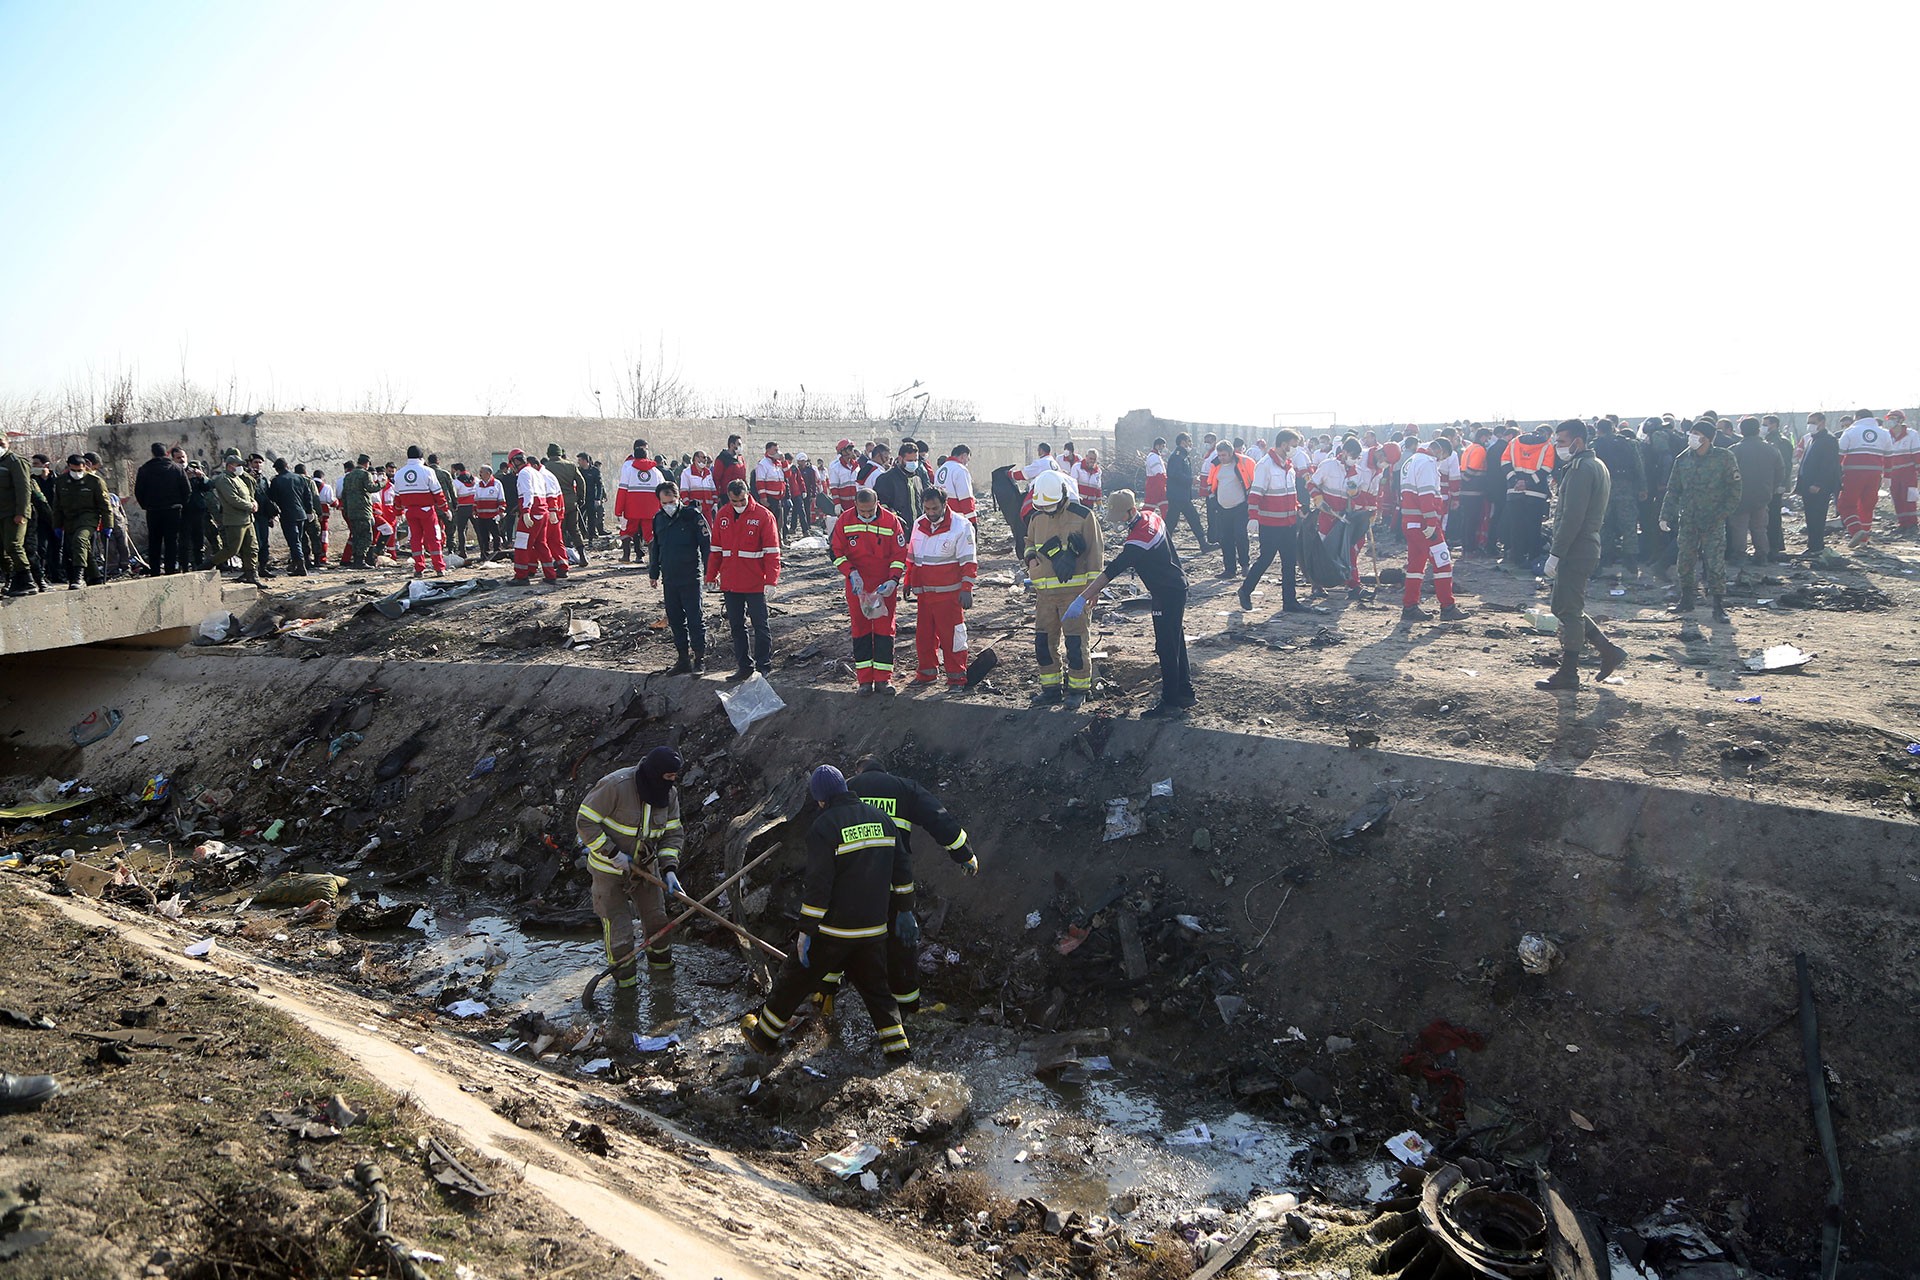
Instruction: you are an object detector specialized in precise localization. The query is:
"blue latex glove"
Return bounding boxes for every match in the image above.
[663,869,684,899]
[877,579,896,597]
[796,932,811,968]
[1064,596,1087,621]
[849,569,865,594]
[893,911,920,947]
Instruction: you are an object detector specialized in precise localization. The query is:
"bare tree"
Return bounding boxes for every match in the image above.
[610,339,698,419]
[354,376,410,414]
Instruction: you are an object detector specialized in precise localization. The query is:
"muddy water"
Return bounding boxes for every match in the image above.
[944,1026,1397,1218]
[403,910,755,1030]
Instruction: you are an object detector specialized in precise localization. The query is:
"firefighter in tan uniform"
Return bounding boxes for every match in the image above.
[1023,470,1104,709]
[575,747,687,988]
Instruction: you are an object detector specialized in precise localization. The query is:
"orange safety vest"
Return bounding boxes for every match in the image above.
[1507,438,1553,474]
[1462,443,1488,474]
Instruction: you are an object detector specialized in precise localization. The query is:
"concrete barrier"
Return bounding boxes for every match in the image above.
[0,572,255,655]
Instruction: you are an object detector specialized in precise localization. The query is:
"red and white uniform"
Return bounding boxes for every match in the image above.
[615,456,665,543]
[313,478,335,561]
[678,464,718,522]
[752,453,787,510]
[472,478,505,521]
[1399,448,1454,609]
[391,457,451,573]
[829,504,906,687]
[906,509,978,687]
[452,473,476,511]
[706,499,782,593]
[1438,448,1462,517]
[1068,460,1103,504]
[934,457,976,520]
[1013,454,1059,487]
[826,456,863,512]
[1838,417,1890,543]
[1249,449,1300,531]
[1887,421,1919,531]
[373,480,401,559]
[1310,455,1362,587]
[1143,450,1167,514]
[515,462,566,582]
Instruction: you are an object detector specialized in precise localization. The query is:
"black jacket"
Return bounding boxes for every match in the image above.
[847,769,970,866]
[1590,434,1645,499]
[649,502,711,581]
[1795,431,1842,496]
[134,457,191,512]
[268,471,313,521]
[802,793,910,940]
[1165,446,1195,497]
[872,465,923,524]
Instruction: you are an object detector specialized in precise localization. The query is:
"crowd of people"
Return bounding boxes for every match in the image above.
[6,409,1914,712]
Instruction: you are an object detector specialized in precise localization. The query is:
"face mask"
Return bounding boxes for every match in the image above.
[660,501,680,516]
[731,500,748,513]
[1690,434,1710,451]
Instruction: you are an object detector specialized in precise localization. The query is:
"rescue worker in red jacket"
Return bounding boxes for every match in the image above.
[904,487,978,689]
[1399,439,1471,623]
[390,446,451,577]
[614,439,665,565]
[1239,431,1307,614]
[830,485,909,695]
[706,478,782,680]
[514,453,567,584]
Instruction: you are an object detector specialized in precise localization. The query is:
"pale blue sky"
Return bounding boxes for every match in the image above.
[4,1,1916,427]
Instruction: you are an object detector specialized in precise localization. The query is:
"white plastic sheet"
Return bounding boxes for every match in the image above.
[717,673,786,734]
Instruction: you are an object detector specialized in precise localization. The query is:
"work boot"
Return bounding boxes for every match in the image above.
[692,652,706,674]
[877,682,897,698]
[739,1015,779,1057]
[3,570,30,598]
[1438,605,1471,621]
[727,666,754,683]
[0,1072,59,1112]
[1535,657,1579,692]
[1064,690,1086,711]
[1712,597,1731,623]
[68,580,79,590]
[620,539,631,563]
[1237,584,1252,611]
[858,683,875,696]
[1400,605,1432,623]
[1585,621,1627,680]
[668,651,693,676]
[1670,586,1697,614]
[1140,701,1187,720]
[1033,686,1064,705]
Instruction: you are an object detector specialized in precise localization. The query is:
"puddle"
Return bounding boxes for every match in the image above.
[402,911,754,1028]
[948,1027,1397,1218]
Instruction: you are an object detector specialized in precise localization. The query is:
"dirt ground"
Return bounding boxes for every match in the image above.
[250,498,1920,827]
[2,494,1917,1279]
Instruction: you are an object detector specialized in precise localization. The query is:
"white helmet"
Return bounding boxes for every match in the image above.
[1031,470,1069,510]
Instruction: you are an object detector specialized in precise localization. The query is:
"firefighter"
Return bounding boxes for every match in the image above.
[1023,470,1103,709]
[829,485,909,695]
[816,755,978,1014]
[576,747,687,989]
[905,487,977,689]
[742,765,912,1066]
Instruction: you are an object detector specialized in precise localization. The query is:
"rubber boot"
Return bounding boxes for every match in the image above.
[1712,596,1731,623]
[1535,655,1579,691]
[1586,620,1628,681]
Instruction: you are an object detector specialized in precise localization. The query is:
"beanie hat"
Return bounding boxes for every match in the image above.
[808,765,847,802]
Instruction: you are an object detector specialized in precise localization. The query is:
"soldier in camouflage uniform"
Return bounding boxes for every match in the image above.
[52,454,110,589]
[545,443,587,565]
[1660,420,1743,623]
[0,438,33,596]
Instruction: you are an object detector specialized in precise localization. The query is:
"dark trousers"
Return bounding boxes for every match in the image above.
[253,515,275,571]
[1242,522,1299,607]
[1486,488,1509,554]
[1599,497,1639,572]
[724,590,772,673]
[1504,496,1546,566]
[474,516,501,559]
[663,576,706,656]
[821,902,926,1010]
[754,933,906,1055]
[1639,497,1674,566]
[303,518,325,564]
[1152,592,1194,704]
[451,507,473,556]
[1802,491,1832,553]
[1455,494,1489,553]
[1166,496,1208,548]
[1767,500,1786,560]
[278,515,308,570]
[1205,496,1221,547]
[146,506,184,574]
[1216,508,1250,575]
[182,514,206,569]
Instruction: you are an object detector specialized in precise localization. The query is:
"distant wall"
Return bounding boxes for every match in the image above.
[94,412,1114,511]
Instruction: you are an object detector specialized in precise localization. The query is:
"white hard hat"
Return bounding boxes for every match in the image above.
[1031,470,1069,508]
[795,452,808,462]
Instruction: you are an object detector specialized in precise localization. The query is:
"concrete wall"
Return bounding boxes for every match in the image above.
[93,412,1115,512]
[0,572,253,656]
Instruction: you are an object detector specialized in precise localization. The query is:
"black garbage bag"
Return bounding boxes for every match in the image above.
[1300,514,1361,589]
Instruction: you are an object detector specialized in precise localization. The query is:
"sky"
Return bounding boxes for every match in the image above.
[3,1,1917,430]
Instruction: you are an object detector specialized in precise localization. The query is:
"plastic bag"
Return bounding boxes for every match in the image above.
[952,622,968,650]
[717,673,786,734]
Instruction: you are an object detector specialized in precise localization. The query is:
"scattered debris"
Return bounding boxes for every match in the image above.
[70,707,122,747]
[1518,933,1562,975]
[1721,742,1771,762]
[814,1141,882,1178]
[632,1032,681,1052]
[1385,1129,1432,1166]
[254,873,350,907]
[1103,798,1143,842]
[1331,791,1396,843]
[420,1135,499,1200]
[443,999,489,1019]
[717,673,786,734]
